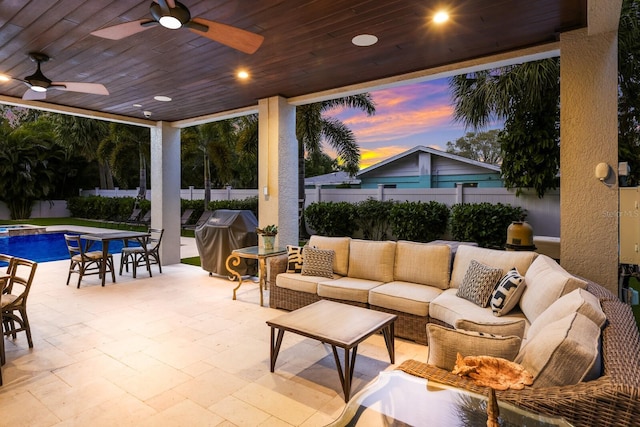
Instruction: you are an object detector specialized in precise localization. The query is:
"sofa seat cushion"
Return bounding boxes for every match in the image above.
[519,254,588,323]
[393,241,451,289]
[526,288,606,341]
[450,245,537,288]
[348,239,396,282]
[515,312,601,387]
[317,277,384,303]
[426,324,522,371]
[430,289,528,330]
[308,235,351,276]
[368,281,443,316]
[276,272,341,294]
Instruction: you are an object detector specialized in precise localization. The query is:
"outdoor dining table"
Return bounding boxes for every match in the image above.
[80,231,150,286]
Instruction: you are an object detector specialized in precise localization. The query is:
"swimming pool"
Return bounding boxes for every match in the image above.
[0,232,137,263]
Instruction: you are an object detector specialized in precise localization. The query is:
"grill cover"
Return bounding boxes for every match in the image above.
[195,209,258,276]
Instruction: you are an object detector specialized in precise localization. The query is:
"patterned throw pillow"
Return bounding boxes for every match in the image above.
[490,267,526,316]
[301,247,335,278]
[456,259,503,307]
[286,245,304,273]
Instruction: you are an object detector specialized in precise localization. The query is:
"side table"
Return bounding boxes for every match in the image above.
[226,246,286,306]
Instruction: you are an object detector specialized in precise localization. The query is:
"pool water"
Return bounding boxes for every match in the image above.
[0,232,138,263]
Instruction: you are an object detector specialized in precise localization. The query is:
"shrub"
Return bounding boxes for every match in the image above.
[304,202,358,237]
[450,202,525,248]
[389,201,450,242]
[355,198,394,240]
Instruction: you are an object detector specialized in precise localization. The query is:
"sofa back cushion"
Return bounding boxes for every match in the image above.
[308,235,351,276]
[519,254,588,322]
[526,288,606,341]
[393,241,451,289]
[515,312,601,387]
[427,324,522,371]
[450,245,537,289]
[348,239,396,282]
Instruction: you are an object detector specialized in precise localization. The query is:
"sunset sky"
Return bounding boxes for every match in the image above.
[327,78,503,169]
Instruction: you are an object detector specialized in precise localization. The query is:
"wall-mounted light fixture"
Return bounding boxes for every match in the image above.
[595,162,613,187]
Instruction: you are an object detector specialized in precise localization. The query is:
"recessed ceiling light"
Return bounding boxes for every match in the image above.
[433,11,449,24]
[132,103,142,108]
[0,74,10,82]
[352,34,378,47]
[237,70,249,79]
[154,95,172,102]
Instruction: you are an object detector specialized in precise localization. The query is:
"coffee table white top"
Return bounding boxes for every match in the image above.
[266,300,396,348]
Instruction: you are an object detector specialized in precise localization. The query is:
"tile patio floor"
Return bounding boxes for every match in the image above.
[0,228,428,426]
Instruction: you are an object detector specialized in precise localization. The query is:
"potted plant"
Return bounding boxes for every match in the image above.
[256,224,278,250]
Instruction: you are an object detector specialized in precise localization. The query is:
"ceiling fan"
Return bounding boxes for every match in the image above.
[0,52,109,101]
[91,0,264,54]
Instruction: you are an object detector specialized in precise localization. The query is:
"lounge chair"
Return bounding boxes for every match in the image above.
[180,209,194,226]
[182,210,212,230]
[138,210,151,225]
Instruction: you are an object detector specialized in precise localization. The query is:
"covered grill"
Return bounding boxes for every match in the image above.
[195,209,258,276]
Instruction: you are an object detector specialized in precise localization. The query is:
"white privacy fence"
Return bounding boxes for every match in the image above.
[4,186,560,237]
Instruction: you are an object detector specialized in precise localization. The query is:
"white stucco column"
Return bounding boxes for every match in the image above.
[258,96,298,247]
[560,22,619,293]
[150,121,181,265]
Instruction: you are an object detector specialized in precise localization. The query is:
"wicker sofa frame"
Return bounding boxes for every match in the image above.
[268,255,640,425]
[397,282,640,427]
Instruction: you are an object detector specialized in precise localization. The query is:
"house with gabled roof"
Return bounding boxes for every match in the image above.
[356,145,503,189]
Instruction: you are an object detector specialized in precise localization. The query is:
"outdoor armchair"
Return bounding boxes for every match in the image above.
[64,234,115,288]
[120,228,164,278]
[1,256,38,348]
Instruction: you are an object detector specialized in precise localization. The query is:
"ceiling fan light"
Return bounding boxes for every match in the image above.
[159,15,182,29]
[30,85,47,92]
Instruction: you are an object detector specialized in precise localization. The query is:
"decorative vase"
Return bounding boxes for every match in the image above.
[262,235,275,250]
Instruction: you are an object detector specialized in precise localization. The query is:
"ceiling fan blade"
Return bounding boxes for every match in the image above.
[22,89,46,101]
[91,19,155,40]
[187,18,264,54]
[51,82,109,95]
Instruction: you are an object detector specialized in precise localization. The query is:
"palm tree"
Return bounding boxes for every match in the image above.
[182,120,240,209]
[449,58,560,197]
[0,117,64,219]
[50,114,114,189]
[295,94,376,234]
[101,123,150,196]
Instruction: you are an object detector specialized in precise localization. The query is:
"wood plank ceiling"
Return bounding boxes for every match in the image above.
[0,0,587,122]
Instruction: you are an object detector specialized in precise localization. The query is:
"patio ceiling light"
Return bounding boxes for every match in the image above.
[352,34,378,47]
[433,11,449,24]
[154,95,172,102]
[0,74,10,82]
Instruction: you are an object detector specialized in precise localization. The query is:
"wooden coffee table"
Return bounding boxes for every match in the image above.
[266,300,397,402]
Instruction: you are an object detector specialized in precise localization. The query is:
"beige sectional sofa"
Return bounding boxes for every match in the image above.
[268,235,640,425]
[269,235,573,345]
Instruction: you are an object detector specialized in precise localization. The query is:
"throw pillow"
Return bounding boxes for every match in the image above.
[515,312,601,387]
[301,247,335,279]
[456,260,503,307]
[286,245,304,273]
[455,318,526,340]
[426,323,521,371]
[490,267,526,316]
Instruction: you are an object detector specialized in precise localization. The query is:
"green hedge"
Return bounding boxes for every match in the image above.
[354,198,394,241]
[389,201,450,242]
[68,196,258,223]
[450,202,525,248]
[304,201,358,237]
